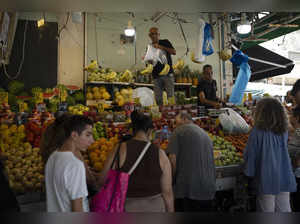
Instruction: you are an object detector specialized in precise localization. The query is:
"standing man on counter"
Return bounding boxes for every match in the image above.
[197,64,222,109]
[148,27,176,106]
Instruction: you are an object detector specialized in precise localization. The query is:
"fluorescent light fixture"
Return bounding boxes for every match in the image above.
[124,20,135,36]
[237,13,252,35]
[37,18,45,28]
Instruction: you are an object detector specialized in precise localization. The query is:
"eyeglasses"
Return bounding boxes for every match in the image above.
[149,32,159,36]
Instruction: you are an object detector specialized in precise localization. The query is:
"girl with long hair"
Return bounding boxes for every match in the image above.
[244,97,297,212]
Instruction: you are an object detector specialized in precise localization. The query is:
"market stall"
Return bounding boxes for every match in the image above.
[0,12,256,211]
[0,79,254,207]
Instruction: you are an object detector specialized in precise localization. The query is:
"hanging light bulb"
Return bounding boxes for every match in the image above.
[37,12,45,28]
[124,20,135,37]
[237,13,252,35]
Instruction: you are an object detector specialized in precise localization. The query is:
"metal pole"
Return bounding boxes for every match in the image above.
[134,26,137,66]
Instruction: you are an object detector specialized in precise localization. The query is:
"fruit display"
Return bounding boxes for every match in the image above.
[140,64,153,75]
[208,133,243,167]
[86,86,111,101]
[25,112,54,148]
[194,118,224,136]
[68,104,89,115]
[0,124,44,194]
[172,59,185,71]
[224,134,249,153]
[113,88,134,107]
[119,69,134,83]
[87,65,134,83]
[92,121,106,140]
[85,136,119,172]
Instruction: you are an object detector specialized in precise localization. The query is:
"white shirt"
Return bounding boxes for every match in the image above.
[45,151,89,212]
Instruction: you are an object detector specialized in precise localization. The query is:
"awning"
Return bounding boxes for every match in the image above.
[232,45,295,81]
[236,13,300,50]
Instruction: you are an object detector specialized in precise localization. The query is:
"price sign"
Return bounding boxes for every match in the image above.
[123,102,135,116]
[58,102,68,112]
[36,103,47,113]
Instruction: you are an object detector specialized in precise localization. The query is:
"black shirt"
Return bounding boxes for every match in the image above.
[152,39,174,79]
[197,78,218,108]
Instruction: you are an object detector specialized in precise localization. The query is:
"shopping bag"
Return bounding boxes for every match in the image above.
[143,44,167,66]
[202,23,214,56]
[89,169,129,212]
[90,142,151,212]
[219,108,250,134]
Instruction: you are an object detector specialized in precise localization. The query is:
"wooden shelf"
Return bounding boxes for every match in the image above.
[87,81,194,87]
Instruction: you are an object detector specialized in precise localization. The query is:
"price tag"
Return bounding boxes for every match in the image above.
[15,112,28,125]
[58,102,68,112]
[123,102,135,116]
[36,103,47,113]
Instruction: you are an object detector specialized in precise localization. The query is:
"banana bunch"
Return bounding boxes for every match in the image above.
[159,64,170,75]
[219,49,232,61]
[190,52,203,64]
[85,60,99,72]
[17,100,28,112]
[140,64,153,75]
[119,69,133,83]
[173,59,185,70]
[31,87,43,96]
[44,88,53,94]
[105,72,118,82]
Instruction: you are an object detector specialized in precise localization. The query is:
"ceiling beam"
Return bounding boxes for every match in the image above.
[255,15,300,38]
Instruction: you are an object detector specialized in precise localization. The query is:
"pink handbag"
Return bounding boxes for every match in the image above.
[90,142,151,212]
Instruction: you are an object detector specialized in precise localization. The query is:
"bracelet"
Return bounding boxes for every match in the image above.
[295,128,300,137]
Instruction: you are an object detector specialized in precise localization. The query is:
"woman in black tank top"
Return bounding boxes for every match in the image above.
[98,111,174,212]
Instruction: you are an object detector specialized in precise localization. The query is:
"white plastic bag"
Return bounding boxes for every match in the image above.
[143,44,168,66]
[219,108,250,134]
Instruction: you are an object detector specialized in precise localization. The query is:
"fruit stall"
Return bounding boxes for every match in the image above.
[0,75,254,209]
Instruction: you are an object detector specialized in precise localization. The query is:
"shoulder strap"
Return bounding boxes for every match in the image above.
[128,142,151,175]
[110,143,121,169]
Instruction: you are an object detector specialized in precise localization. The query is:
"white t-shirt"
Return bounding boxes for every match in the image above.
[45,151,89,212]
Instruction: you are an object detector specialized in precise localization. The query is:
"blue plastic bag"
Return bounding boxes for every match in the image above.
[229,62,251,105]
[230,50,249,66]
[202,23,214,56]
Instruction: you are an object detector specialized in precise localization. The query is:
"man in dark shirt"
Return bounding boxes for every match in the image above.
[197,64,221,109]
[148,27,176,106]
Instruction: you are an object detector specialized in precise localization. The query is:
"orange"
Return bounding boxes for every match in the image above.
[99,137,106,145]
[93,162,103,172]
[101,145,108,152]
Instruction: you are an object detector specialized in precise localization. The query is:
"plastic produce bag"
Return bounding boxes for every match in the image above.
[229,62,251,105]
[202,23,214,56]
[143,44,167,66]
[230,50,249,66]
[219,108,250,134]
[194,18,206,63]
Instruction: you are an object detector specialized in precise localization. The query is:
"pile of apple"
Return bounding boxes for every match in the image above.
[208,133,243,167]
